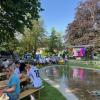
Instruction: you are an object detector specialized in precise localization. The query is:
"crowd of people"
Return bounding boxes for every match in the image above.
[0,51,68,100]
[0,60,42,100]
[23,53,68,66]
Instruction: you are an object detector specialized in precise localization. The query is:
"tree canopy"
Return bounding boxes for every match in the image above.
[49,28,63,53]
[19,19,45,56]
[0,0,43,43]
[65,0,100,49]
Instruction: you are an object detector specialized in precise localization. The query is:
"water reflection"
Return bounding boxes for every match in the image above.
[44,65,100,100]
[72,68,85,81]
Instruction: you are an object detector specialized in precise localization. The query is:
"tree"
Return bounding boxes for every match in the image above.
[49,28,63,53]
[65,0,100,50]
[0,37,19,51]
[0,0,43,43]
[20,19,44,56]
[56,32,63,51]
[31,19,44,56]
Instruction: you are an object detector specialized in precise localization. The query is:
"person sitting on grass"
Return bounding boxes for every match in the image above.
[0,64,20,100]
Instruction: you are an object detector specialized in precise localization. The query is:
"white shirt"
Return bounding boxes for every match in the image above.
[27,66,42,88]
[2,60,9,68]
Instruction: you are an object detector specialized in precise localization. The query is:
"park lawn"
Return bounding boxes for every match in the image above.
[40,81,66,100]
[21,81,66,100]
[68,60,100,69]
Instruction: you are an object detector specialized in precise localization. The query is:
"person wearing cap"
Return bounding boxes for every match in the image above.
[14,61,22,78]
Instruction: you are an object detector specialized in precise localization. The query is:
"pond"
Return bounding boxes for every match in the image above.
[41,65,100,100]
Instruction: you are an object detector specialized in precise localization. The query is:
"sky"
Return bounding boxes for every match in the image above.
[40,0,81,34]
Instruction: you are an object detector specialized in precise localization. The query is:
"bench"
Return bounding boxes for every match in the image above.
[0,73,6,77]
[0,77,27,89]
[0,80,7,89]
[19,86,44,100]
[0,73,6,81]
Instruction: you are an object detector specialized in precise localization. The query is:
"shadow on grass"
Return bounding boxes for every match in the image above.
[40,81,66,100]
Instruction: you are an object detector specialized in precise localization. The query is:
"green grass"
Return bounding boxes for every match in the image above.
[21,81,66,100]
[68,60,100,69]
[40,81,66,100]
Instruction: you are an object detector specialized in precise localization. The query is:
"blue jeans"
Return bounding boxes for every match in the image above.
[7,93,19,100]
